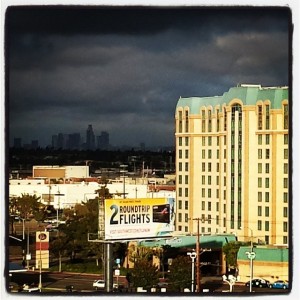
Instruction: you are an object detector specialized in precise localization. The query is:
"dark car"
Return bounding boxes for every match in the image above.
[245,278,270,288]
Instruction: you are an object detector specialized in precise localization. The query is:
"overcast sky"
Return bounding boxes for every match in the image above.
[6,5,291,148]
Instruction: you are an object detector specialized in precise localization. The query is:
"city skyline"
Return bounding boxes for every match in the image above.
[6,6,290,148]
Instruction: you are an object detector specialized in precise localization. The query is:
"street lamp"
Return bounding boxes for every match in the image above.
[241,227,254,292]
[120,164,128,199]
[187,251,197,292]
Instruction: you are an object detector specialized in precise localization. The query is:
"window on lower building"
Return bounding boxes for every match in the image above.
[258,220,262,230]
[185,201,188,210]
[178,200,182,209]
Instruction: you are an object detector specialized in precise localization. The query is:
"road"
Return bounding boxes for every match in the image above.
[7,271,290,294]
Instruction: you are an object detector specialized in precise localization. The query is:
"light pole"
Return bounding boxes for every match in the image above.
[187,251,196,292]
[120,164,128,199]
[241,227,254,292]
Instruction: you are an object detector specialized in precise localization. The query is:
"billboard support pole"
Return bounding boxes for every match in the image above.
[105,242,113,292]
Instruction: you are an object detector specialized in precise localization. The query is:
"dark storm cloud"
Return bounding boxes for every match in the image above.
[6,6,291,148]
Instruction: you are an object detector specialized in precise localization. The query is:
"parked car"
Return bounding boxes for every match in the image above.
[93,279,118,290]
[269,280,289,289]
[22,283,39,292]
[245,278,270,288]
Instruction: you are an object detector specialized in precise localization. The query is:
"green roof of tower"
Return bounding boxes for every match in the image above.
[176,84,288,114]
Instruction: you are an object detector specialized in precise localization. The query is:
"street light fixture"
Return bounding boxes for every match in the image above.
[187,251,197,292]
[241,227,254,292]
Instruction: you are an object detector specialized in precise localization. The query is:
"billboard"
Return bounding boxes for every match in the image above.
[104,198,175,240]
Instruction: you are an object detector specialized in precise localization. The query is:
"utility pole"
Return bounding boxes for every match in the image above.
[193,218,201,292]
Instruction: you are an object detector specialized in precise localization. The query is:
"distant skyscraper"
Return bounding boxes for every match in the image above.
[13,138,22,148]
[68,133,81,150]
[52,135,58,149]
[57,133,65,149]
[97,131,109,149]
[86,125,95,150]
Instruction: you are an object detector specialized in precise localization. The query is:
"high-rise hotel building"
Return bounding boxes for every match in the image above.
[175,84,289,245]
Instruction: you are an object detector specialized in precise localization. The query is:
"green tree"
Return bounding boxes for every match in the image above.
[130,258,160,289]
[168,255,192,292]
[222,241,242,270]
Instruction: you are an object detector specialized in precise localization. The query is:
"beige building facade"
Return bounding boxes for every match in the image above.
[175,84,289,246]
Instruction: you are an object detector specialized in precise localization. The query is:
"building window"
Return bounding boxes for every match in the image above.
[284,134,288,144]
[185,137,189,146]
[216,189,219,198]
[208,163,212,172]
[216,176,219,185]
[266,163,270,173]
[265,192,269,202]
[258,178,262,188]
[178,175,182,184]
[266,134,270,145]
[185,188,189,197]
[283,104,288,129]
[179,162,182,171]
[179,137,182,146]
[258,206,262,216]
[224,149,226,159]
[185,175,189,184]
[208,176,211,185]
[178,225,182,231]
[265,104,270,130]
[217,136,220,146]
[265,221,269,231]
[185,214,189,222]
[258,163,262,173]
[283,236,288,244]
[202,150,205,159]
[217,150,219,159]
[178,200,182,209]
[284,178,288,188]
[216,163,220,172]
[185,226,188,232]
[178,188,182,197]
[284,192,288,203]
[258,220,262,230]
[208,202,211,211]
[185,162,189,172]
[283,222,288,232]
[258,135,262,145]
[202,189,205,197]
[265,178,269,188]
[258,149,262,159]
[185,201,189,210]
[208,150,212,159]
[258,105,263,130]
[284,163,288,174]
[202,176,205,184]
[208,137,212,146]
[185,149,189,159]
[202,110,206,132]
[178,111,182,133]
[178,213,182,222]
[258,192,262,202]
[208,110,212,132]
[224,177,226,187]
[208,189,211,198]
[179,150,182,159]
[284,149,288,159]
[265,207,269,217]
[283,207,288,218]
[202,201,205,210]
[202,163,205,172]
[216,202,219,211]
[224,107,227,131]
[266,149,270,159]
[185,110,189,133]
[202,136,206,146]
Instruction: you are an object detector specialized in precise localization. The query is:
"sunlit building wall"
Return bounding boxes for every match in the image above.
[175,84,289,245]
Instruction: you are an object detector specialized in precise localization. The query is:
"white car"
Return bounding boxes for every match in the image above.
[22,284,39,292]
[93,280,118,290]
[93,279,105,290]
